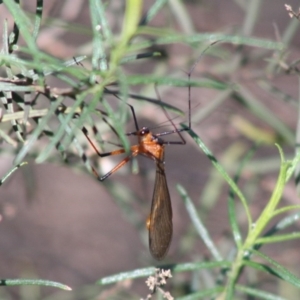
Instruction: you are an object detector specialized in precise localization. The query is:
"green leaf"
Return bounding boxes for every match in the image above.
[0,279,71,290]
[0,162,27,185]
[89,0,110,70]
[235,284,286,300]
[254,212,300,251]
[109,0,142,71]
[255,232,300,245]
[244,260,275,273]
[245,147,289,244]
[140,0,168,25]
[228,193,242,248]
[252,249,300,288]
[182,124,252,229]
[229,144,258,248]
[32,0,43,40]
[130,32,284,52]
[98,260,230,285]
[177,184,223,261]
[268,211,300,232]
[3,0,37,52]
[286,147,300,181]
[273,205,300,217]
[127,75,227,89]
[98,267,156,285]
[122,0,142,40]
[14,96,65,164]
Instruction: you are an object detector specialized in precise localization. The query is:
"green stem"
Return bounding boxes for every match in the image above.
[219,148,290,299]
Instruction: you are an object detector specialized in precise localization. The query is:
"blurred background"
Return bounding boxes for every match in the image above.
[0,0,300,299]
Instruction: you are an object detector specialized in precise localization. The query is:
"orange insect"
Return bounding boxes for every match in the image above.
[82,80,192,260]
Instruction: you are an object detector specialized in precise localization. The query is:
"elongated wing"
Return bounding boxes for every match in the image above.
[148,161,173,260]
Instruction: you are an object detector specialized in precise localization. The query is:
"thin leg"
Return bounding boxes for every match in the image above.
[81,123,137,181]
[73,107,123,148]
[75,102,140,182]
[91,114,124,147]
[104,88,140,132]
[97,155,133,181]
[155,128,189,138]
[162,140,186,145]
[82,126,126,157]
[154,85,189,145]
[87,148,139,181]
[127,103,139,132]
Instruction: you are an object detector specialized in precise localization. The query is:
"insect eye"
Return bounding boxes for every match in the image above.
[141,127,149,135]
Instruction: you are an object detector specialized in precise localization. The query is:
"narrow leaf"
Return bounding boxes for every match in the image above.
[182,125,252,228]
[256,232,300,245]
[177,184,223,261]
[252,250,300,288]
[0,279,71,290]
[236,284,286,300]
[98,261,230,285]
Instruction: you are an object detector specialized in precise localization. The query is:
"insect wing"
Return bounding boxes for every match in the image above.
[148,162,173,260]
